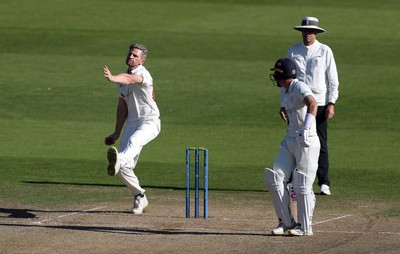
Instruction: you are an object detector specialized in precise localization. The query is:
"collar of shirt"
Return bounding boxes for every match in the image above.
[129,65,144,74]
[302,40,320,51]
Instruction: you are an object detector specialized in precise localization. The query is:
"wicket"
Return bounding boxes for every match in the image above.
[186,147,208,218]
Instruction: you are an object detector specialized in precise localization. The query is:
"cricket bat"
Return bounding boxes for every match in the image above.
[288,183,297,222]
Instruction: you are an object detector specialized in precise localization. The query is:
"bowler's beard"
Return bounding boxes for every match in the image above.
[126,57,132,66]
[126,59,136,69]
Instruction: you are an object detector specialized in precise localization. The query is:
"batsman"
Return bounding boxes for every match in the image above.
[264,58,320,236]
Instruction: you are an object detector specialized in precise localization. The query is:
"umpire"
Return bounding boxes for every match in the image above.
[280,17,339,195]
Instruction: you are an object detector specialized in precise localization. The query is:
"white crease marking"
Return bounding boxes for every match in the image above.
[32,206,107,225]
[313,214,353,225]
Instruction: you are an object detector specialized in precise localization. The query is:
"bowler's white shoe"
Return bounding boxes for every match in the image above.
[271,221,297,235]
[107,147,120,176]
[132,194,148,215]
[288,226,313,236]
[320,184,331,195]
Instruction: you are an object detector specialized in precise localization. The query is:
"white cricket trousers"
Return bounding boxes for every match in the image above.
[117,119,160,197]
[273,135,320,234]
[273,136,320,181]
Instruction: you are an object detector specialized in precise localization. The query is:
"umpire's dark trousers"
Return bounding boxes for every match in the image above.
[316,105,330,187]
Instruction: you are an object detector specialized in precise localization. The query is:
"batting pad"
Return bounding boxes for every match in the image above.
[293,170,315,235]
[264,168,295,226]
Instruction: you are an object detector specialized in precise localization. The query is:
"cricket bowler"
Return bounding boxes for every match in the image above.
[103,43,161,215]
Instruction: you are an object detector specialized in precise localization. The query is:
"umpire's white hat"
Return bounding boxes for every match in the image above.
[294,17,326,33]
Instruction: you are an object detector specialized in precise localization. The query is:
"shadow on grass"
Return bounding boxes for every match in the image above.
[21,181,266,193]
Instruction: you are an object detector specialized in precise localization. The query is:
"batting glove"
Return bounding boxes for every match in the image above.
[298,129,311,147]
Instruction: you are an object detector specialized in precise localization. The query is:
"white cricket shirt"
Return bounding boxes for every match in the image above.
[117,65,160,123]
[285,79,317,138]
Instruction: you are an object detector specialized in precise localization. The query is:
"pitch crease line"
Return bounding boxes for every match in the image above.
[32,206,107,225]
[315,230,400,235]
[313,214,353,225]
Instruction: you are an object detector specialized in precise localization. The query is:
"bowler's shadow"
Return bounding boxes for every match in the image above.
[0,208,36,218]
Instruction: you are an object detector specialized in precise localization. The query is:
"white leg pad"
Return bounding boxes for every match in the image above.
[293,170,315,235]
[264,168,295,226]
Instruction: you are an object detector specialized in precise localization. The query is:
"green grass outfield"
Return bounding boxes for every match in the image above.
[0,0,399,214]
